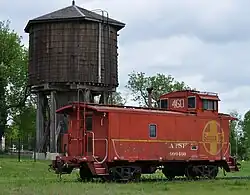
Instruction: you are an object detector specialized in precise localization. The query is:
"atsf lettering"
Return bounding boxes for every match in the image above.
[168,143,188,149]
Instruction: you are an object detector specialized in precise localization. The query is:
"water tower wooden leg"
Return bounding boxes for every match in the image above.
[84,89,91,103]
[50,91,56,155]
[109,92,113,104]
[89,92,94,103]
[35,92,45,159]
[103,92,109,104]
[99,91,109,104]
[54,91,72,154]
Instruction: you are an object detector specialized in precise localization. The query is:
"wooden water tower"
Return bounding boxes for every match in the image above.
[24,1,125,157]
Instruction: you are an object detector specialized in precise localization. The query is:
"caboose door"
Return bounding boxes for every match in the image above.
[65,116,83,157]
[64,114,94,157]
[84,115,94,156]
[91,113,108,162]
[80,112,108,160]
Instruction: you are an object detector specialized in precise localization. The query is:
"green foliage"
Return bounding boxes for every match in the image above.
[0,20,30,141]
[110,91,127,106]
[0,21,29,110]
[126,71,191,107]
[0,77,7,138]
[229,110,242,156]
[229,110,250,160]
[6,103,36,149]
[4,125,19,141]
[242,110,250,144]
[0,20,28,90]
[241,110,250,159]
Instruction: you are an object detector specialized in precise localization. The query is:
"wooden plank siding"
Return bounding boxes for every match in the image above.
[28,21,120,88]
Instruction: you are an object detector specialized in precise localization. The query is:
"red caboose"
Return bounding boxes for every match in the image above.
[51,90,240,181]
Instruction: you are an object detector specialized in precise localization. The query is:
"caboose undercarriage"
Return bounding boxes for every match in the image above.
[50,155,240,182]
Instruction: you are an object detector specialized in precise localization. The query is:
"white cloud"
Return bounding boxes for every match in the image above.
[1,0,250,116]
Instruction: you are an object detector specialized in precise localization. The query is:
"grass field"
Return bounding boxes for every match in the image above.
[0,156,250,195]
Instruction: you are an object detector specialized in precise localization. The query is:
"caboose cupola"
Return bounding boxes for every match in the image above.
[158,90,220,114]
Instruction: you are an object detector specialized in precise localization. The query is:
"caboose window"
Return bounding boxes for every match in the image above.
[86,116,92,131]
[160,99,168,109]
[202,100,217,110]
[149,124,157,138]
[62,115,69,133]
[188,96,196,109]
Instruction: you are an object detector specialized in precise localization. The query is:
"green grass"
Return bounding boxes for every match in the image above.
[0,157,250,195]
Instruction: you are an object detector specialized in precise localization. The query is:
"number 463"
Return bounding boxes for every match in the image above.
[172,99,185,108]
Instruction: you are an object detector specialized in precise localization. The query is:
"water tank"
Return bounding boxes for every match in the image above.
[24,2,125,88]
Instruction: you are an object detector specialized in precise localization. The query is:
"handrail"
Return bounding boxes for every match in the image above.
[93,138,108,164]
[223,142,231,157]
[229,143,231,155]
[85,131,108,164]
[55,123,61,143]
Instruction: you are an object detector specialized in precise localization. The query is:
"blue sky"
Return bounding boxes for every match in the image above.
[1,0,250,116]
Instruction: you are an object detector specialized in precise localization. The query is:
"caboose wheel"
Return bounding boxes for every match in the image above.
[79,167,93,182]
[204,165,218,179]
[109,166,141,182]
[162,169,176,181]
[166,175,175,181]
[185,165,197,180]
[190,165,218,179]
[132,171,141,182]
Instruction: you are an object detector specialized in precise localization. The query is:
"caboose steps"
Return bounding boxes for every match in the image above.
[93,162,108,175]
[226,156,241,172]
[227,162,240,172]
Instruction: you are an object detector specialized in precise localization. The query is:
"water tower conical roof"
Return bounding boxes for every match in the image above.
[24,3,125,32]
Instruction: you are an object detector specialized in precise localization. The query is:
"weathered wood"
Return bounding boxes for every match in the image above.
[27,21,120,88]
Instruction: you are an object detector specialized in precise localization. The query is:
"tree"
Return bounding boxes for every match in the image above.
[6,103,36,150]
[126,71,191,107]
[241,110,250,160]
[0,20,30,141]
[109,91,127,106]
[229,110,242,156]
[0,75,7,140]
[228,109,250,160]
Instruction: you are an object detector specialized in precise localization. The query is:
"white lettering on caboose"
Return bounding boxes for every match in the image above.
[171,99,185,109]
[168,143,188,149]
[169,152,187,156]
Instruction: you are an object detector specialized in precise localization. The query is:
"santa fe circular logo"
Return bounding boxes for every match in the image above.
[202,120,225,155]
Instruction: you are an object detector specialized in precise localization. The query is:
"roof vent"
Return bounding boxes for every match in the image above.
[72,0,75,6]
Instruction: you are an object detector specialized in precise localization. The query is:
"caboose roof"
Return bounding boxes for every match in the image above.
[56,102,237,121]
[56,102,187,116]
[24,2,125,33]
[160,90,220,101]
